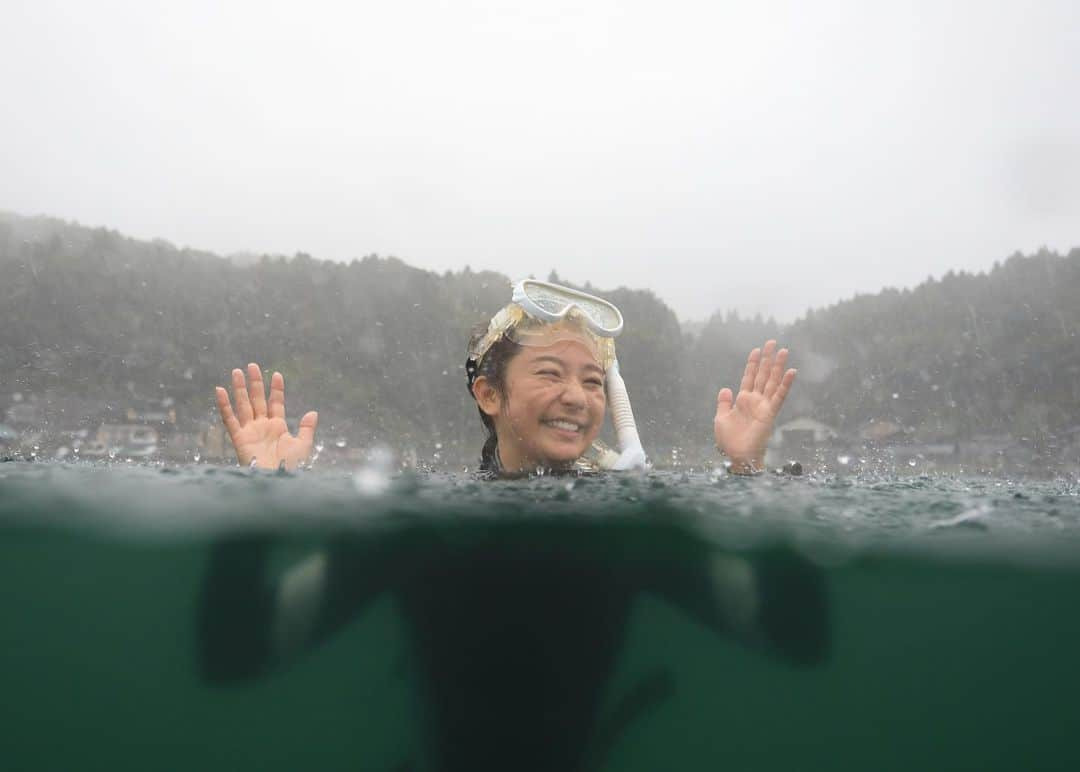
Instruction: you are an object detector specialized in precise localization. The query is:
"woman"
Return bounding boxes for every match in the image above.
[214,281,796,476]
[201,282,824,772]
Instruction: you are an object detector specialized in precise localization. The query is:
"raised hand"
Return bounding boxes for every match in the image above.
[713,340,796,474]
[214,363,318,471]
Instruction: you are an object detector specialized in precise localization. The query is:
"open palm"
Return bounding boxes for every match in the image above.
[714,340,796,474]
[215,363,318,471]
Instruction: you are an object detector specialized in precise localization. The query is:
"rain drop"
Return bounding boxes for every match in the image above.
[353,446,394,496]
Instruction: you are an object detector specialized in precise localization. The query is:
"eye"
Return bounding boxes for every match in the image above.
[585,378,604,388]
[537,369,562,378]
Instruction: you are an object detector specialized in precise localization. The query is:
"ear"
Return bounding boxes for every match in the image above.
[471,375,502,417]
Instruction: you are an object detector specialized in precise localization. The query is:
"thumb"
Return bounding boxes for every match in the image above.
[715,388,734,418]
[297,410,319,447]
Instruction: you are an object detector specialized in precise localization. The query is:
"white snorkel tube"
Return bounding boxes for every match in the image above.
[602,358,648,471]
[511,280,648,471]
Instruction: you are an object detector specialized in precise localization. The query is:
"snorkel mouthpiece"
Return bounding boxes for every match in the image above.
[469,280,648,471]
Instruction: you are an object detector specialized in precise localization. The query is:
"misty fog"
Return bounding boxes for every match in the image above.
[1,0,1078,476]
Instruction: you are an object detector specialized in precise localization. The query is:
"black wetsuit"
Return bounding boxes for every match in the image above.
[199,526,828,772]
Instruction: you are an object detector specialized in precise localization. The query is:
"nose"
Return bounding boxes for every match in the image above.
[559,378,588,410]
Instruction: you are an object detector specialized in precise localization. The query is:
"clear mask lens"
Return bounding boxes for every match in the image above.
[519,281,622,334]
[505,313,615,370]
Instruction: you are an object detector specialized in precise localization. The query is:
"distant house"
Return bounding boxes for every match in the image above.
[161,431,204,461]
[96,424,159,458]
[77,440,109,458]
[859,420,907,443]
[774,418,839,448]
[125,407,176,425]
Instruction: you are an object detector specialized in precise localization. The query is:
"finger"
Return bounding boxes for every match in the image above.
[268,371,286,420]
[715,387,734,417]
[296,410,319,449]
[247,363,268,419]
[771,368,797,409]
[739,348,761,394]
[215,386,242,441]
[763,348,789,399]
[753,340,777,392]
[231,368,254,424]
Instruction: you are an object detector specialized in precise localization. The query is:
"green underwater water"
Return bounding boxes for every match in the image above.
[2,462,1080,771]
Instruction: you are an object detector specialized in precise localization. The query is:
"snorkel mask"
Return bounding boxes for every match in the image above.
[467,279,647,471]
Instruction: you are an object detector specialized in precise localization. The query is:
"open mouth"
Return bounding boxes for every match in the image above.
[542,419,584,434]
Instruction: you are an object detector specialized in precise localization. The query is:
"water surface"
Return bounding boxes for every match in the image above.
[3,462,1079,771]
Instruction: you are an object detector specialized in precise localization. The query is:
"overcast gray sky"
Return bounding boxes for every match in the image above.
[2,0,1078,321]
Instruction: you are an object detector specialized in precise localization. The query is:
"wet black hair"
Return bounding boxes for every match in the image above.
[465,333,523,474]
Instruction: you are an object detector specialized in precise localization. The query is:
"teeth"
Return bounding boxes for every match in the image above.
[545,420,581,432]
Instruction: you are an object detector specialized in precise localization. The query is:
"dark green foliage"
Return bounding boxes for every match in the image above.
[785,250,1080,448]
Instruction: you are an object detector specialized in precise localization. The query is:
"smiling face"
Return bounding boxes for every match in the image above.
[472,335,606,473]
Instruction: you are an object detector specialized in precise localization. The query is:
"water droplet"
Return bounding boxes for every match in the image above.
[108,448,118,460]
[891,392,899,399]
[353,446,395,496]
[435,442,443,450]
[335,438,347,449]
[837,455,851,466]
[193,452,201,463]
[908,458,918,467]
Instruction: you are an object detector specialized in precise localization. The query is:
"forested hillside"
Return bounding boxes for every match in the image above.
[2,211,1077,467]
